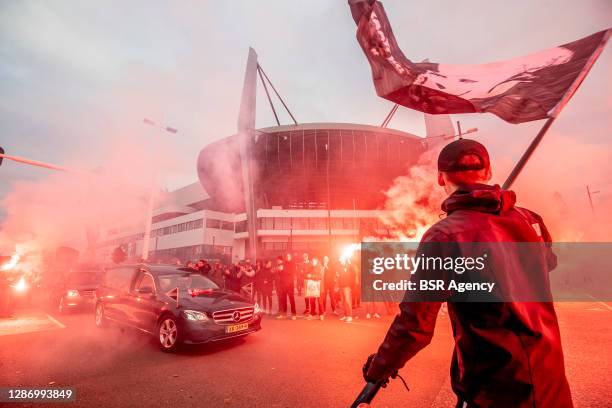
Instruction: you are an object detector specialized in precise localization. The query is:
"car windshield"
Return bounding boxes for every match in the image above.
[67,272,101,286]
[157,273,219,293]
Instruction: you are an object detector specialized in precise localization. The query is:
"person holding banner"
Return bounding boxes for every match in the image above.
[361,139,572,408]
[304,257,322,320]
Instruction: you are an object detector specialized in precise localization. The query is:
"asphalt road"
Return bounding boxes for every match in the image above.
[0,301,611,408]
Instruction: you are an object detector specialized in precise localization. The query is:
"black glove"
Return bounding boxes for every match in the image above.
[362,353,397,385]
[362,353,375,382]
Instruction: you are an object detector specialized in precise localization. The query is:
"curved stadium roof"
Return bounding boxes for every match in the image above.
[197,123,425,212]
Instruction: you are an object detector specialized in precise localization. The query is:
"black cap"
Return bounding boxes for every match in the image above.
[437,139,490,172]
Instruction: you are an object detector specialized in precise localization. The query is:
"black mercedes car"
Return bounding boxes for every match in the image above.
[94,264,262,351]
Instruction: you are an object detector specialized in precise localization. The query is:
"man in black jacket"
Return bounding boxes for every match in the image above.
[276,254,297,320]
[224,261,243,293]
[363,139,572,408]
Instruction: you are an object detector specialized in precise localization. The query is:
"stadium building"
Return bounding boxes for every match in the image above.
[97,49,455,263]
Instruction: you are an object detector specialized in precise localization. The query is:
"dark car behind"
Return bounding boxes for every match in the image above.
[48,266,103,313]
[95,264,262,351]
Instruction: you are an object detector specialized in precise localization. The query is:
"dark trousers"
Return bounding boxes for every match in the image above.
[278,285,296,315]
[352,283,360,308]
[296,275,303,296]
[320,288,336,313]
[299,276,309,313]
[306,297,320,316]
[256,285,273,311]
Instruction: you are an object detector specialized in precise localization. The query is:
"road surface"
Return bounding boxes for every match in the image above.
[0,301,610,407]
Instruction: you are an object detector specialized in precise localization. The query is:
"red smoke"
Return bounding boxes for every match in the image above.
[507,134,612,241]
[378,132,612,243]
[0,137,174,273]
[378,144,446,242]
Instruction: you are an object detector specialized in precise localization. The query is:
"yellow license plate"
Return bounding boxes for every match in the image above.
[226,323,249,333]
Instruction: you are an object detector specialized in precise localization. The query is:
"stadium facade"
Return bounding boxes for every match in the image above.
[96,48,453,263]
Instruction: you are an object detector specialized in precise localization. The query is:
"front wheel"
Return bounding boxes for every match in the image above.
[157,316,181,352]
[95,303,108,328]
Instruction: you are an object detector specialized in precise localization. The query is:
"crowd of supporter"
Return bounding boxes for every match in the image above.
[177,252,393,322]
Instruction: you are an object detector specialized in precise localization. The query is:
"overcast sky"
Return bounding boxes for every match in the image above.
[1,0,611,215]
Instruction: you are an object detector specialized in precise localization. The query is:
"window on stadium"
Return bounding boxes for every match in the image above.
[259,218,274,229]
[274,217,291,229]
[220,221,234,231]
[309,218,328,230]
[206,219,221,229]
[291,217,308,229]
[235,220,248,233]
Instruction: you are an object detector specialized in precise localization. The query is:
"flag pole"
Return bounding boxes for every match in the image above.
[501,117,555,189]
[502,29,611,190]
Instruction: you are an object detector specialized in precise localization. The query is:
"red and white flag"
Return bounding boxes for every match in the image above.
[166,287,180,307]
[349,0,610,124]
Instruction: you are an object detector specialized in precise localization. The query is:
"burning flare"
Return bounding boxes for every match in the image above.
[340,243,360,264]
[1,253,20,271]
[13,276,28,292]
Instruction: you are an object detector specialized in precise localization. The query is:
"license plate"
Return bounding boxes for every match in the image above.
[226,323,249,333]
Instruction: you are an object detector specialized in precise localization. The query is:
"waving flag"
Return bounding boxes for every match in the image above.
[349,0,610,124]
[166,287,180,307]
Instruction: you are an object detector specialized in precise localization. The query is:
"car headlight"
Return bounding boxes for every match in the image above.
[67,289,79,297]
[183,310,209,322]
[254,302,262,314]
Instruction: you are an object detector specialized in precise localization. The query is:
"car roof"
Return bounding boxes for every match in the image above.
[106,263,195,276]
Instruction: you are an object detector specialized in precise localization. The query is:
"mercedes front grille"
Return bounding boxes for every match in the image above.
[212,307,254,325]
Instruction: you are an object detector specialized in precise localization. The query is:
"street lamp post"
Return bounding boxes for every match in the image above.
[326,142,332,253]
[141,190,156,261]
[140,118,178,261]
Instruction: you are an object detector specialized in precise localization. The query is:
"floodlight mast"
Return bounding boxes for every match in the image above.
[237,47,259,260]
